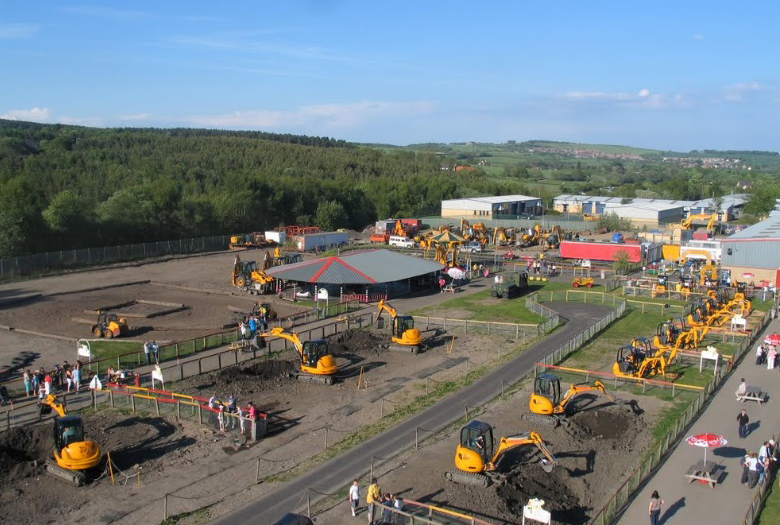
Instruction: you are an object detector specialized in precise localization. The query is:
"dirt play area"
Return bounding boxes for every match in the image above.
[0,411,224,525]
[0,323,532,524]
[312,382,668,525]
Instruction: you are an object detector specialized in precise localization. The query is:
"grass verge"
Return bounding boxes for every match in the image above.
[409,289,544,324]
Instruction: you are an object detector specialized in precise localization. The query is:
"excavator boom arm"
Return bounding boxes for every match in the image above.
[491,431,557,468]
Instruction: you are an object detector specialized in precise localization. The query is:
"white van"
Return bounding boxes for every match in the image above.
[388,236,415,248]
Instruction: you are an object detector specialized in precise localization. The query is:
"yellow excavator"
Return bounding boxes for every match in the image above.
[258,327,337,384]
[375,298,422,353]
[445,421,557,487]
[613,335,684,379]
[528,374,618,421]
[39,394,102,486]
[91,311,128,338]
[232,253,275,294]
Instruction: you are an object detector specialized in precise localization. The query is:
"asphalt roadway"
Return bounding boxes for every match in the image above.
[213,301,612,525]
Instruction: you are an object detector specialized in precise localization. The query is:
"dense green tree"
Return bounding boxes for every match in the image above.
[314,200,348,231]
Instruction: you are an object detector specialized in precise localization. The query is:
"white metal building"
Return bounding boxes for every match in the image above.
[441,195,541,219]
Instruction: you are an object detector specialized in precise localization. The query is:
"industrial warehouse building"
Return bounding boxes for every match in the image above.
[687,194,747,221]
[552,195,687,226]
[720,214,780,286]
[440,195,542,219]
[554,194,747,222]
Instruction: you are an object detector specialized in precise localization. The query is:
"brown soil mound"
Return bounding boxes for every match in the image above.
[208,359,296,396]
[570,408,633,439]
[0,424,53,478]
[327,329,386,355]
[498,463,587,524]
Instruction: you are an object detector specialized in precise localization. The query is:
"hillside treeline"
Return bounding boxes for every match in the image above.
[0,120,527,256]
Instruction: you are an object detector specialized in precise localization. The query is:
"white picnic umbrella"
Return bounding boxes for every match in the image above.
[447,267,466,280]
[686,433,727,463]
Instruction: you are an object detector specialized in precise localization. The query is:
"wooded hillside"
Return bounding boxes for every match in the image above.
[0,120,530,256]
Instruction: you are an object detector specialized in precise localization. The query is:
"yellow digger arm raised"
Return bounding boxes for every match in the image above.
[41,394,67,417]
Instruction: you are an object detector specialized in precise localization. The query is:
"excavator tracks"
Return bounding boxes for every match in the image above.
[44,460,87,487]
[388,343,419,354]
[444,470,490,487]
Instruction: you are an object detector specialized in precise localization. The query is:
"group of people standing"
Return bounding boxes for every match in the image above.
[143,340,159,365]
[349,478,403,524]
[23,361,82,397]
[207,392,257,434]
[239,310,269,341]
[740,438,777,488]
[755,342,778,369]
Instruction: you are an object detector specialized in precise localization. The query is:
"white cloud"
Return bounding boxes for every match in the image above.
[0,23,38,39]
[58,116,104,126]
[183,100,437,130]
[723,82,762,102]
[560,91,632,101]
[693,34,705,40]
[637,88,651,98]
[1,107,51,121]
[119,113,151,121]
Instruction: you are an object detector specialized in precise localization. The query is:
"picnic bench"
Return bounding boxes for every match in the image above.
[441,284,457,294]
[684,459,720,487]
[737,386,767,404]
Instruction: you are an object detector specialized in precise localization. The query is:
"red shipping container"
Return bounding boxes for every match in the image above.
[401,219,422,228]
[692,231,710,240]
[559,241,642,263]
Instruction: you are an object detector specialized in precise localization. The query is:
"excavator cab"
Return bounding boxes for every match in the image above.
[301,340,331,371]
[529,374,561,415]
[613,344,644,376]
[454,420,494,473]
[55,416,86,449]
[654,321,679,347]
[393,316,415,339]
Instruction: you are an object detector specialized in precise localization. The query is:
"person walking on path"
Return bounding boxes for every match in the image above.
[738,409,750,438]
[143,341,151,365]
[366,478,381,525]
[151,340,160,363]
[648,490,664,525]
[767,346,777,369]
[348,479,360,517]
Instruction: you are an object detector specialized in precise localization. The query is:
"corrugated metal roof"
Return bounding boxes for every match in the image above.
[264,249,445,284]
[442,195,539,209]
[692,194,747,208]
[727,215,780,240]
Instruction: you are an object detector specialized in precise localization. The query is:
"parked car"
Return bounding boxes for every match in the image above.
[517,213,535,219]
[461,241,483,253]
[388,235,415,248]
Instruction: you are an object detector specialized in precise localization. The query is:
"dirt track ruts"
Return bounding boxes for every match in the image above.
[213,301,613,525]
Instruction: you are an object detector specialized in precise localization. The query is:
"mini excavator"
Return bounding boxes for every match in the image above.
[375,298,422,353]
[258,327,337,384]
[39,394,102,486]
[528,374,619,422]
[612,337,672,379]
[445,421,557,487]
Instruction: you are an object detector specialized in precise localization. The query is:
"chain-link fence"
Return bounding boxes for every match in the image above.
[411,316,555,339]
[0,235,231,281]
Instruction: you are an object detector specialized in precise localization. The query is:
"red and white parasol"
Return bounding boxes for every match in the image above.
[764,333,780,346]
[686,433,727,463]
[447,267,466,280]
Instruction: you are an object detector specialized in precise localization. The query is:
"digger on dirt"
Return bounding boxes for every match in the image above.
[375,298,422,353]
[258,327,337,384]
[445,421,557,487]
[528,374,619,420]
[39,394,102,486]
[91,311,128,338]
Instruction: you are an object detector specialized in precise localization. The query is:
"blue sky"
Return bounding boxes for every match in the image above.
[1,1,778,151]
